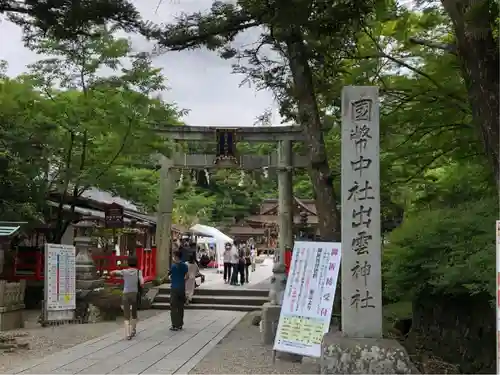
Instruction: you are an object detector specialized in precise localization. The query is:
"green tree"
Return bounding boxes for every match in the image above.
[3,0,142,41]
[410,0,499,183]
[0,70,54,221]
[24,28,183,242]
[145,0,390,240]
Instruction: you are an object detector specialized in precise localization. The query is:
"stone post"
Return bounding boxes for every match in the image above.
[320,87,415,374]
[340,86,382,338]
[155,156,177,279]
[262,140,294,346]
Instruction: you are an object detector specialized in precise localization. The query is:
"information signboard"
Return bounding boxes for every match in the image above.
[105,203,124,229]
[273,241,341,358]
[44,243,76,321]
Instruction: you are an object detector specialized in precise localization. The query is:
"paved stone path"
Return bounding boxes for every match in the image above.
[13,310,245,374]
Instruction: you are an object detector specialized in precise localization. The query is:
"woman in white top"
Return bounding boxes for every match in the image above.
[111,256,144,340]
[185,254,199,304]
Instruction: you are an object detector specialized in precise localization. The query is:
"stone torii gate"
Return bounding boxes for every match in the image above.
[154,126,307,287]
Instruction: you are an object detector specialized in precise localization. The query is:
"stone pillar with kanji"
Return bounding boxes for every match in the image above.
[320,86,417,374]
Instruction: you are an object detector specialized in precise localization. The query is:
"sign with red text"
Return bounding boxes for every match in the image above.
[273,241,341,357]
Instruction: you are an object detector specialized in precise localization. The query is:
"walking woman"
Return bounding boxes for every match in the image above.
[185,254,199,305]
[111,256,144,340]
[250,245,256,272]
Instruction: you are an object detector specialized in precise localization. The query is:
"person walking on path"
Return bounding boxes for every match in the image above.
[169,251,188,331]
[110,256,144,340]
[238,246,246,285]
[229,244,239,285]
[244,246,251,283]
[223,242,232,284]
[185,254,199,305]
[250,245,256,272]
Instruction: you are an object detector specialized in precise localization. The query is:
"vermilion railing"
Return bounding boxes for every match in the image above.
[93,247,157,284]
[137,247,157,283]
[94,247,157,284]
[93,252,129,284]
[9,246,157,284]
[8,249,44,281]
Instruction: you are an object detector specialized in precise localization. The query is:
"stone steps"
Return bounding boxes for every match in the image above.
[152,302,259,312]
[158,285,269,297]
[152,286,269,312]
[155,294,267,306]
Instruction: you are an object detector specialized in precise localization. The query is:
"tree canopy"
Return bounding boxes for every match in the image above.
[2,0,142,41]
[0,27,184,241]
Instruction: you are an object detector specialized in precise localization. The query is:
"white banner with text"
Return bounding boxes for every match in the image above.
[273,241,341,357]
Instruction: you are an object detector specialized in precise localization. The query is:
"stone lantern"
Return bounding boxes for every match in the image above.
[74,236,103,291]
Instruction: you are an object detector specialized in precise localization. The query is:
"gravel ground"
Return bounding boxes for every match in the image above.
[189,312,320,374]
[0,309,163,373]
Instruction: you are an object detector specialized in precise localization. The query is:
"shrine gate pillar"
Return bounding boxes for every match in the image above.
[274,140,294,298]
[155,156,177,278]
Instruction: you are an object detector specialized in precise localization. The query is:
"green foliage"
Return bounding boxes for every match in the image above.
[0,75,54,221]
[383,197,497,301]
[3,0,142,42]
[0,27,184,239]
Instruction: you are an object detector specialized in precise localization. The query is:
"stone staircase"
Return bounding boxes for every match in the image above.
[152,285,269,312]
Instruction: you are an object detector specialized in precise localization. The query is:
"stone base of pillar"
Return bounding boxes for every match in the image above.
[321,330,419,374]
[260,303,303,363]
[261,302,281,345]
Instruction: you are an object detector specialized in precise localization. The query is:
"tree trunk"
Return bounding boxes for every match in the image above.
[285,32,341,241]
[441,0,499,184]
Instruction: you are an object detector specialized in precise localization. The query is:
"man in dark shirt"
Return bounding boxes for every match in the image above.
[169,251,188,331]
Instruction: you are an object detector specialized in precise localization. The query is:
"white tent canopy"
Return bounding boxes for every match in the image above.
[189,224,233,244]
[189,224,233,273]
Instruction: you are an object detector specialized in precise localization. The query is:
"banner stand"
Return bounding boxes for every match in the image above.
[41,243,76,326]
[273,241,342,358]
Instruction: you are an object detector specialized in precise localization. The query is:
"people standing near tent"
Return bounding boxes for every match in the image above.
[169,251,188,331]
[185,254,199,305]
[229,244,239,285]
[223,242,233,284]
[110,256,144,340]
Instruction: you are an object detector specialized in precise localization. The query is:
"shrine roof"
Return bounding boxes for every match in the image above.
[172,224,187,233]
[226,226,266,235]
[259,196,317,216]
[246,215,319,225]
[46,201,154,226]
